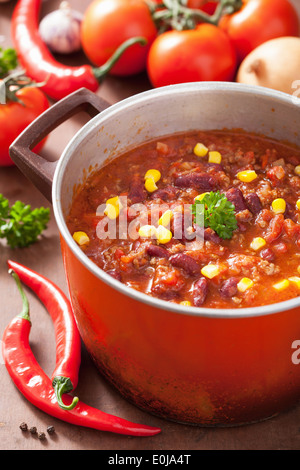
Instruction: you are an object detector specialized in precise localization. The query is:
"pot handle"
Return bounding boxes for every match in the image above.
[9,87,111,202]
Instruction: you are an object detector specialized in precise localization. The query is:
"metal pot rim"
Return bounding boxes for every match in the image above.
[52,81,300,319]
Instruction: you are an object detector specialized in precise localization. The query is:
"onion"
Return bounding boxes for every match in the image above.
[39,1,83,54]
[237,36,300,96]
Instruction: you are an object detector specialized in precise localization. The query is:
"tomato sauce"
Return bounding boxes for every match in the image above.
[67,130,300,309]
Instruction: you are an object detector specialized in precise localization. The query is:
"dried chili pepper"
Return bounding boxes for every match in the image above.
[11,0,147,101]
[2,270,161,437]
[8,260,81,411]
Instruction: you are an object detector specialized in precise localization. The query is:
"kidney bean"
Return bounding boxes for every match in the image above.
[169,253,200,276]
[220,278,238,298]
[244,193,262,215]
[146,244,170,259]
[192,278,208,306]
[175,172,216,192]
[204,227,221,244]
[260,248,275,262]
[225,188,247,212]
[151,185,179,201]
[284,201,296,221]
[128,174,146,204]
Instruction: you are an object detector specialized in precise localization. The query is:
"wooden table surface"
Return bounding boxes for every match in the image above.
[1,0,300,451]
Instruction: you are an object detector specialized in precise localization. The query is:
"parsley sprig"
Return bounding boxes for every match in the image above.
[191,191,237,239]
[0,47,18,79]
[0,194,50,248]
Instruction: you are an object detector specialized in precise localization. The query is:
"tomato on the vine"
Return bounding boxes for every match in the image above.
[81,0,158,76]
[0,86,49,167]
[147,24,237,88]
[188,0,218,14]
[219,0,299,62]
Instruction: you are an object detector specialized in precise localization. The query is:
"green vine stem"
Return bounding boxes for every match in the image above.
[151,0,243,31]
[2,71,46,106]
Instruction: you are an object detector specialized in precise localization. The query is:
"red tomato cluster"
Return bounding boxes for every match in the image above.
[80,0,299,88]
[2,0,299,167]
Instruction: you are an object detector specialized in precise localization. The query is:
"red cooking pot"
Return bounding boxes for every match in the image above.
[9,83,300,426]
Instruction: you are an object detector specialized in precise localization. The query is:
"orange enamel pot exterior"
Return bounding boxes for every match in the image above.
[9,84,300,426]
[60,238,300,425]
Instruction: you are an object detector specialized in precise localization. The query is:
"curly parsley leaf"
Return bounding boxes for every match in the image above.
[191,191,237,240]
[0,194,50,248]
[0,47,18,79]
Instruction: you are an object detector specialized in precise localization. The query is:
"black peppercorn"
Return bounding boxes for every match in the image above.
[37,431,46,440]
[19,422,28,432]
[46,425,55,435]
[29,426,37,435]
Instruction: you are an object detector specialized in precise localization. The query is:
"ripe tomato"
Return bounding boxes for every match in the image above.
[81,0,158,76]
[147,24,237,88]
[188,0,218,14]
[219,0,299,62]
[0,86,49,167]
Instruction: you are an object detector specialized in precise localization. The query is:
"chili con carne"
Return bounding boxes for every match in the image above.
[7,260,81,411]
[67,129,300,309]
[2,270,161,437]
[11,0,146,101]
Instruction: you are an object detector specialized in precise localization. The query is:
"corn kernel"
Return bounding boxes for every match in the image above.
[288,276,300,288]
[271,198,286,214]
[194,192,209,202]
[104,203,119,219]
[236,170,258,182]
[250,237,266,251]
[138,225,157,238]
[237,278,254,292]
[73,231,90,246]
[104,196,122,219]
[201,264,220,279]
[193,143,208,157]
[273,279,290,291]
[180,301,191,306]
[106,196,123,209]
[158,209,173,227]
[296,199,300,210]
[295,165,300,175]
[208,151,222,164]
[145,177,158,193]
[156,225,172,244]
[144,169,161,183]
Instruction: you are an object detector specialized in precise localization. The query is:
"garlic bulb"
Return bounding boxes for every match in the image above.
[39,1,83,54]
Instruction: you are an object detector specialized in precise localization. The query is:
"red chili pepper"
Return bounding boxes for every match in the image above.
[2,269,161,437]
[11,0,147,101]
[7,259,81,411]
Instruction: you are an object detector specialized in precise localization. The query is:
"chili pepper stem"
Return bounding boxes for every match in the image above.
[8,269,31,323]
[52,376,79,411]
[92,37,148,82]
